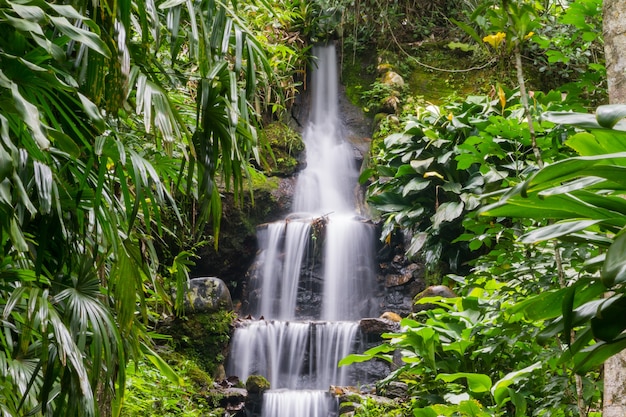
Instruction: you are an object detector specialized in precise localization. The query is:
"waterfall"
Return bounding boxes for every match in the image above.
[227,43,378,417]
[262,390,335,417]
[256,220,313,320]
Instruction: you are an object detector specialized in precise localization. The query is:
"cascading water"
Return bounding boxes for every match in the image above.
[227,43,378,417]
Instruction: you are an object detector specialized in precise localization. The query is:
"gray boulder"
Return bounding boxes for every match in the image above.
[183,277,233,313]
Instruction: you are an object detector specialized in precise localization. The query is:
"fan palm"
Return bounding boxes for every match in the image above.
[0,0,273,415]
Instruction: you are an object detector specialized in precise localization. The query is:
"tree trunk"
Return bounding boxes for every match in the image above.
[603,1,626,415]
[604,0,626,103]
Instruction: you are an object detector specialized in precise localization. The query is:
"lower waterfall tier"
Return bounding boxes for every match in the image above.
[227,320,362,390]
[262,390,335,417]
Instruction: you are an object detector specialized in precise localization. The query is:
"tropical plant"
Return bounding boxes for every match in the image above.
[0,0,275,414]
[481,104,626,372]
[361,88,582,276]
[341,278,601,416]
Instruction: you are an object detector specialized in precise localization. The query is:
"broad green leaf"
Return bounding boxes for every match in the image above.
[9,216,28,252]
[77,93,105,131]
[538,299,605,344]
[432,201,464,228]
[358,167,375,184]
[591,296,626,341]
[339,343,395,366]
[48,16,111,58]
[436,372,492,393]
[142,343,184,385]
[537,177,606,197]
[573,336,626,373]
[482,193,623,223]
[565,131,626,155]
[159,0,187,7]
[596,104,626,128]
[543,111,626,131]
[601,231,626,287]
[4,78,49,150]
[508,387,527,417]
[10,3,46,21]
[413,408,439,417]
[407,232,428,256]
[520,219,603,243]
[457,400,490,416]
[492,362,541,407]
[522,153,626,196]
[410,157,434,174]
[403,178,430,196]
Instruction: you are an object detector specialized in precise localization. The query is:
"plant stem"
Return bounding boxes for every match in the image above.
[555,245,587,417]
[514,41,543,169]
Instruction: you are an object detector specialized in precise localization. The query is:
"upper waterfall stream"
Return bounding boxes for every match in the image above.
[227,43,379,417]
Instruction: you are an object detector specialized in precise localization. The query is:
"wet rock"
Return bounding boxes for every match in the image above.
[413,285,458,312]
[377,381,409,399]
[245,374,271,394]
[359,317,400,335]
[245,375,270,417]
[379,311,402,322]
[182,277,233,313]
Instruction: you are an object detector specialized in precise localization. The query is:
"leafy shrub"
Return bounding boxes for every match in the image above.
[362,88,582,276]
[341,277,601,416]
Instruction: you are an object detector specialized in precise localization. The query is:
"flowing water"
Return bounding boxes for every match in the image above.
[227,43,378,417]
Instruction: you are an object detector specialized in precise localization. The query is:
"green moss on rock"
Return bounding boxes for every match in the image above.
[245,374,271,393]
[262,122,304,177]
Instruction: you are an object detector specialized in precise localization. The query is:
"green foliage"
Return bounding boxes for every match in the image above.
[0,0,277,414]
[166,310,235,377]
[362,88,580,275]
[529,0,605,98]
[121,354,219,417]
[261,122,304,176]
[342,279,600,415]
[481,104,626,372]
[349,396,407,417]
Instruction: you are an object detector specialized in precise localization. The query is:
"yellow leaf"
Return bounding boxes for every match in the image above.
[424,171,444,180]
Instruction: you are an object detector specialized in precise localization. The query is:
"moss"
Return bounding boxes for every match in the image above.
[262,122,304,177]
[162,310,235,377]
[245,374,271,393]
[341,54,376,108]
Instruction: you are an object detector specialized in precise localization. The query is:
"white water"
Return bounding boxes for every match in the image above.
[293,45,357,214]
[227,320,359,390]
[228,43,377,417]
[262,390,334,417]
[228,321,310,389]
[257,220,312,320]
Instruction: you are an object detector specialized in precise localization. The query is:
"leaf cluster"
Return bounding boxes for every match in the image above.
[362,88,581,275]
[481,105,626,372]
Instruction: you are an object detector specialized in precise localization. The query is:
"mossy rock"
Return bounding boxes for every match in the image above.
[160,310,235,377]
[182,277,233,313]
[245,374,270,393]
[262,122,304,177]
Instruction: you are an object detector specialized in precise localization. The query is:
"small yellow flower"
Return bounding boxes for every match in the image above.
[483,32,506,49]
[524,31,534,40]
[447,112,454,121]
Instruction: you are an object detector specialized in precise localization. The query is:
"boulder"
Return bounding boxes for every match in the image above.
[359,317,400,335]
[413,285,457,312]
[183,277,233,313]
[381,71,404,87]
[245,375,270,417]
[245,374,271,394]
